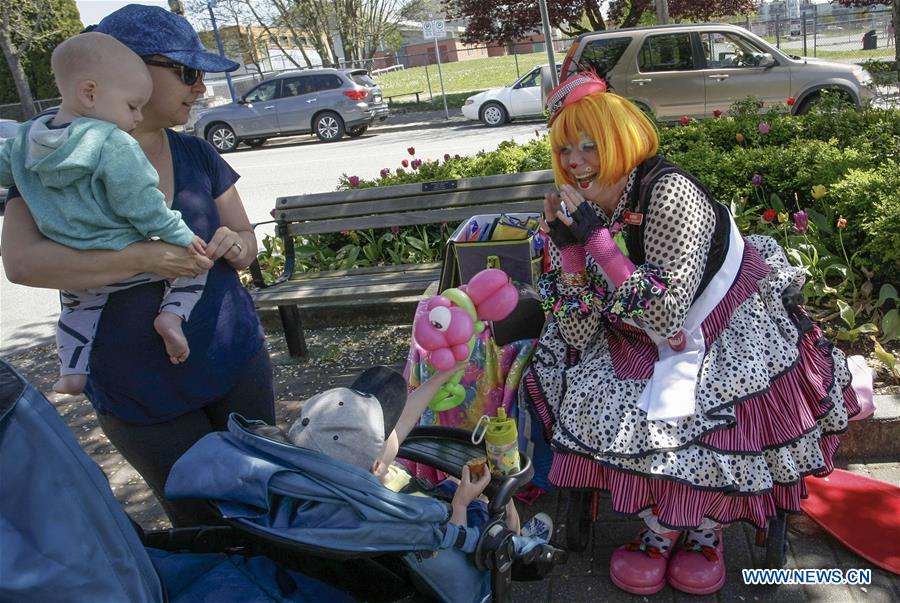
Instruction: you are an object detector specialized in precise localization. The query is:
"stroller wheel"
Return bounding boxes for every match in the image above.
[565,491,592,552]
[765,511,788,568]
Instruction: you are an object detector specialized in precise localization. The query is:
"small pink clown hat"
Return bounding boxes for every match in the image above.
[546,70,608,126]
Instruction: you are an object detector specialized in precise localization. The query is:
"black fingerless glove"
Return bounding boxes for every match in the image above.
[568,202,603,244]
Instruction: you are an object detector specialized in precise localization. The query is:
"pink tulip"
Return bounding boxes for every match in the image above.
[348,175,360,187]
[792,210,809,233]
[758,122,770,134]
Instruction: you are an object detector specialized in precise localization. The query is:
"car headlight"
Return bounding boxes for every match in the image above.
[464,99,474,106]
[852,66,872,85]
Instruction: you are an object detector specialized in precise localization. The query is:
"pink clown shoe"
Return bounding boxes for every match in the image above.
[666,527,726,595]
[610,528,681,595]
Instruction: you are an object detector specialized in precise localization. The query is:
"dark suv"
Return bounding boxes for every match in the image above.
[189,68,389,152]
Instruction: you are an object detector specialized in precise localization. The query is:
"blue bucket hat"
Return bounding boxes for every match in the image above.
[94,4,239,73]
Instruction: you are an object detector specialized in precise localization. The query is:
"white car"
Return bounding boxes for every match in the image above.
[462,64,560,127]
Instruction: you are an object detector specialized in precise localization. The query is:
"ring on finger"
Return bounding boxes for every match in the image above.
[232,241,243,253]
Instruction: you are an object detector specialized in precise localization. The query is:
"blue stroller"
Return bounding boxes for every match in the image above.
[0,359,564,602]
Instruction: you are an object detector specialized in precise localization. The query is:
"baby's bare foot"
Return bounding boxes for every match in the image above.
[154,311,190,364]
[54,374,87,395]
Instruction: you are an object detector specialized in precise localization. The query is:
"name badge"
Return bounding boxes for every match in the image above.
[623,211,643,226]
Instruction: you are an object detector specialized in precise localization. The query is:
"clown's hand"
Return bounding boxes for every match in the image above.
[558,185,603,244]
[543,192,586,274]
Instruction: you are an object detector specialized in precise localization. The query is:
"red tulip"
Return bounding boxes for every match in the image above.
[401,159,409,167]
[407,147,416,155]
[735,133,745,143]
[837,216,848,229]
[348,175,360,187]
[786,97,796,106]
[679,116,690,125]
[713,110,722,118]
[762,208,776,223]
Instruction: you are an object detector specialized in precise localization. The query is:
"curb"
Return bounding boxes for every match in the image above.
[839,394,900,461]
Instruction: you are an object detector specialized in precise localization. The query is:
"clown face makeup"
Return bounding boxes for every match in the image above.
[557,133,600,193]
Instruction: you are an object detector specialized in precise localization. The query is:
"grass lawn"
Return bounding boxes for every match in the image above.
[374,51,556,108]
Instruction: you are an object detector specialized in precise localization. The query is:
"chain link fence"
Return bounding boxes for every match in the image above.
[730,5,895,60]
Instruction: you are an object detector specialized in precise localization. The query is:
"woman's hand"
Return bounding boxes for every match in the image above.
[141,240,213,279]
[557,184,603,244]
[205,226,246,263]
[541,192,587,275]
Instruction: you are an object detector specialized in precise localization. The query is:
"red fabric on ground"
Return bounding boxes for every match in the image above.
[801,469,900,575]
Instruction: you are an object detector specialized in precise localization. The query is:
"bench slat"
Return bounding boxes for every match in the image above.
[276,182,556,223]
[285,199,543,236]
[253,274,438,306]
[286,261,442,281]
[286,267,439,291]
[275,170,555,209]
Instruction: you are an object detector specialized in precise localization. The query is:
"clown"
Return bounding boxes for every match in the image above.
[519,71,860,595]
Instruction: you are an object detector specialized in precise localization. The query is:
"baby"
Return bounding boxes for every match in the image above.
[0,32,207,395]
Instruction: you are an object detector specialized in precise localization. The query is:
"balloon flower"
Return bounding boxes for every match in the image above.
[413,269,518,410]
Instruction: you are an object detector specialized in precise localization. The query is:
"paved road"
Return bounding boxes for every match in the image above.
[0,116,546,356]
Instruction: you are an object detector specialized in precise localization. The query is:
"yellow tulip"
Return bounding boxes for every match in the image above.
[811,185,827,200]
[777,212,789,224]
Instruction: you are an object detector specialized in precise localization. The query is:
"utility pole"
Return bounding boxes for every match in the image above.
[538,0,558,88]
[655,0,670,25]
[207,0,238,103]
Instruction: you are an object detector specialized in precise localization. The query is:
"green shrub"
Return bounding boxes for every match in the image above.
[828,161,900,283]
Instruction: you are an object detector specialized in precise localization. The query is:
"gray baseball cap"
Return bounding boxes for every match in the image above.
[287,366,407,470]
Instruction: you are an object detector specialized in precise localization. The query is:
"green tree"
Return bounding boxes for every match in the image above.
[0,0,82,119]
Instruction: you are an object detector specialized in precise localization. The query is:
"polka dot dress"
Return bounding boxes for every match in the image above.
[524,164,859,529]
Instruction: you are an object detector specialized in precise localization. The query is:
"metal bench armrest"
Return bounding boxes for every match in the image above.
[249,220,296,290]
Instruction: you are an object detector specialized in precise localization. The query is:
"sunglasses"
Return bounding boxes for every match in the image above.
[143,59,204,86]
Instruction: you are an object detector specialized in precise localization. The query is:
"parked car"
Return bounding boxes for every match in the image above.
[554,23,873,120]
[0,118,21,215]
[462,64,560,127]
[188,68,389,152]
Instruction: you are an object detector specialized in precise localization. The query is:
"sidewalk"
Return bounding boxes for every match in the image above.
[3,316,898,601]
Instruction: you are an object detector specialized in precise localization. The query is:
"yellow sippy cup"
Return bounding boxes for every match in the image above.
[472,408,521,476]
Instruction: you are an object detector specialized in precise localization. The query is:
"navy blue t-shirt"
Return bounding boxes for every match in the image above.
[76,130,265,423]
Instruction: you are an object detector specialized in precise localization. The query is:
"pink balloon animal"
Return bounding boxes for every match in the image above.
[414,269,518,372]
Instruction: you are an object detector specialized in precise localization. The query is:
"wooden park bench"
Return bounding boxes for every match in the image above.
[249,170,556,356]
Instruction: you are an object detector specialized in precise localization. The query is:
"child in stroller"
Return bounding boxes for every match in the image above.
[285,364,550,536]
[165,364,564,602]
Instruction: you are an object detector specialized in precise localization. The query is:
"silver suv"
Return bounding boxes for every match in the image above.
[558,23,873,120]
[190,68,389,152]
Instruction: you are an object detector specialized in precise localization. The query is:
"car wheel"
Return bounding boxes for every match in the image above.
[795,90,853,115]
[206,123,237,153]
[794,92,820,115]
[244,138,267,148]
[347,125,369,138]
[480,102,508,127]
[314,112,345,142]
